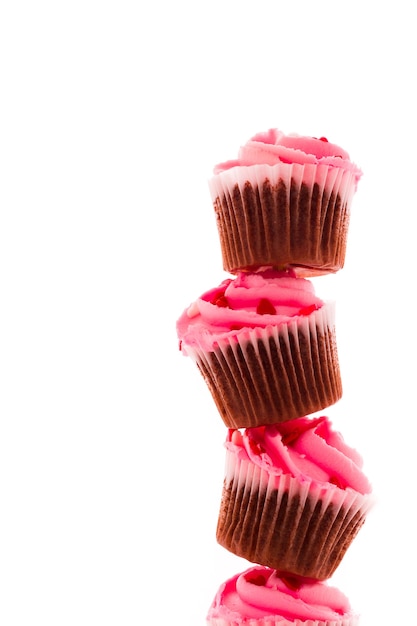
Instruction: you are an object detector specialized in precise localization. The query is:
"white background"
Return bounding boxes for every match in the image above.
[0,1,415,624]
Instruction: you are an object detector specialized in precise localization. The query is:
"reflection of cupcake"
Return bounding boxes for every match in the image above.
[176,269,342,429]
[207,565,359,626]
[216,416,373,580]
[209,129,362,276]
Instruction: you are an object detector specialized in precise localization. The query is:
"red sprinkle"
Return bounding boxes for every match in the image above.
[319,136,329,142]
[248,438,264,456]
[246,573,267,587]
[281,574,302,591]
[299,304,318,316]
[211,290,229,308]
[329,475,345,489]
[257,298,276,315]
[280,416,324,447]
[280,429,301,447]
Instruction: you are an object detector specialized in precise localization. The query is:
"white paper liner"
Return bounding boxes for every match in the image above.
[224,447,372,516]
[209,163,356,215]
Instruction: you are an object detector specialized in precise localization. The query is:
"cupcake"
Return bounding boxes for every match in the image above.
[216,416,373,580]
[209,129,362,276]
[176,268,342,429]
[207,565,359,626]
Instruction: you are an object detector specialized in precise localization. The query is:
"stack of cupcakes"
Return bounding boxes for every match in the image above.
[177,129,373,626]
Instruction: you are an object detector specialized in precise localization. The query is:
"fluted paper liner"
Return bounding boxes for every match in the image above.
[186,302,342,429]
[216,448,373,581]
[209,162,356,276]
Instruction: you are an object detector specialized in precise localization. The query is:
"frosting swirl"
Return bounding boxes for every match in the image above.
[177,268,324,353]
[228,416,372,495]
[214,128,362,185]
[207,566,356,622]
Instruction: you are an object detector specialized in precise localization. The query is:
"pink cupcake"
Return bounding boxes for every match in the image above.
[177,269,342,429]
[216,416,373,580]
[209,129,362,276]
[207,565,359,626]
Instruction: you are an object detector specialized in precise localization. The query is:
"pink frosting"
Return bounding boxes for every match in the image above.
[177,268,324,354]
[213,128,362,186]
[214,128,362,174]
[227,416,372,495]
[207,565,356,623]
